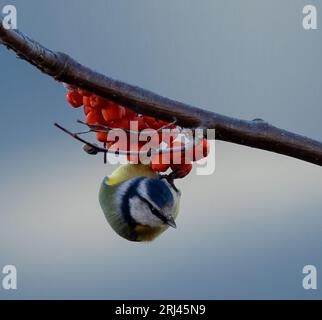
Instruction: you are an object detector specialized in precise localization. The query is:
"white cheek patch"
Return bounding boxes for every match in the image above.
[129,197,163,228]
[115,178,138,210]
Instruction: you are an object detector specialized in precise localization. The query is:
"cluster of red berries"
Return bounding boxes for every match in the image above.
[66,84,209,178]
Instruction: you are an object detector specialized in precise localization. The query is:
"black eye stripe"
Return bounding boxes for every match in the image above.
[137,195,167,224]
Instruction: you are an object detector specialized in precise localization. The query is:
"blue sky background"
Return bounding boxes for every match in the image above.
[0,0,322,299]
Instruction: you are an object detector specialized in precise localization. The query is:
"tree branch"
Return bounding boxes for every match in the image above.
[1,24,322,166]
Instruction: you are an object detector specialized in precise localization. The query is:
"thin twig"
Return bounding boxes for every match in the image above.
[54,123,202,156]
[1,24,322,166]
[77,119,180,136]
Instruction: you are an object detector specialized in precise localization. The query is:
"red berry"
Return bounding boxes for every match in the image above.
[83,96,94,115]
[115,118,130,130]
[144,116,156,127]
[83,96,92,108]
[150,153,171,172]
[151,121,163,130]
[66,91,83,108]
[96,132,108,143]
[144,116,169,130]
[101,104,125,122]
[90,95,108,109]
[86,111,104,125]
[77,88,91,96]
[150,162,170,172]
[170,163,193,178]
[83,105,94,115]
[124,108,137,120]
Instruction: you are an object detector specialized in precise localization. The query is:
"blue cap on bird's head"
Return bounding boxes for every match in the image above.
[141,178,175,211]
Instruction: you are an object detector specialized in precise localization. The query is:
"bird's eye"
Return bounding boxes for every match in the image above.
[150,206,157,213]
[149,205,162,217]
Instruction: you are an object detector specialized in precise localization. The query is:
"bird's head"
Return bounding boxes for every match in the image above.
[117,177,178,229]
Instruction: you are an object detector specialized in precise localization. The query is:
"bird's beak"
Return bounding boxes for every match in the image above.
[166,217,177,228]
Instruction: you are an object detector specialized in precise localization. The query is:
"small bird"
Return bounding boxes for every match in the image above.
[99,164,181,242]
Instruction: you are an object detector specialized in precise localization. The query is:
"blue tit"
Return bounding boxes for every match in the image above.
[99,164,181,242]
